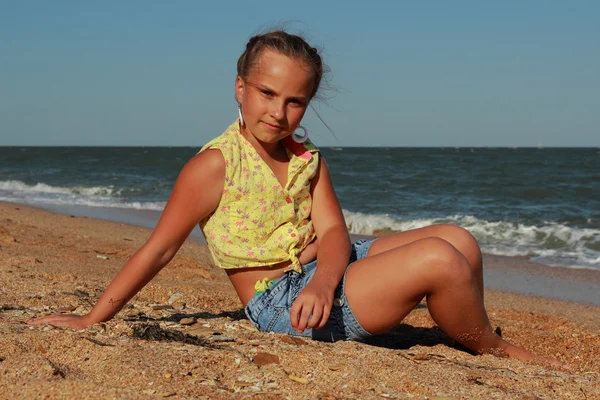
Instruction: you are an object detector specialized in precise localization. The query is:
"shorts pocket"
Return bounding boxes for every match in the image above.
[287,281,302,306]
[286,270,314,306]
[248,302,288,333]
[244,294,264,330]
[265,307,288,332]
[245,275,288,329]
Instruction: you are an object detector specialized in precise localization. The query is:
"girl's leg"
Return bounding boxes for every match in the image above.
[366,224,484,300]
[344,237,540,361]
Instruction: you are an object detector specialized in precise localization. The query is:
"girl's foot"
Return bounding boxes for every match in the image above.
[486,341,570,370]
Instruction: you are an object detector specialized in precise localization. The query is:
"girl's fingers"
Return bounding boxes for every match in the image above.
[306,305,323,329]
[291,288,334,332]
[27,316,55,324]
[290,299,303,330]
[317,306,331,329]
[29,316,62,325]
[50,319,74,328]
[296,302,313,333]
[27,314,86,329]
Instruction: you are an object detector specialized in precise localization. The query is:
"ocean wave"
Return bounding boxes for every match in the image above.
[0,180,122,196]
[0,194,165,211]
[343,210,600,269]
[2,178,598,269]
[0,179,165,211]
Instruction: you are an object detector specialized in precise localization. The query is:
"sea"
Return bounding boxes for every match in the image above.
[1,146,598,271]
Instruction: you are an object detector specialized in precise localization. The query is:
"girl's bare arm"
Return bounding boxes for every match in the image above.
[290,157,351,333]
[28,150,225,328]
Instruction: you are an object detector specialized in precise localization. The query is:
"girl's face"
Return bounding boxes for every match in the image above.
[236,49,313,145]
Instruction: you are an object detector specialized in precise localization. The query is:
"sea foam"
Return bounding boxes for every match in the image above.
[0,179,164,211]
[0,180,122,196]
[343,210,600,269]
[2,178,597,269]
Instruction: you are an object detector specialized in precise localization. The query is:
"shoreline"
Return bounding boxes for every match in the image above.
[3,200,599,307]
[4,199,597,268]
[1,201,598,398]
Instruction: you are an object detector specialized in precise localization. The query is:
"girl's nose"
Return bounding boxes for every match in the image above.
[270,100,285,120]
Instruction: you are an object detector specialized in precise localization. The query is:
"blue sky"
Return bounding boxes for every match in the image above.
[1,1,598,147]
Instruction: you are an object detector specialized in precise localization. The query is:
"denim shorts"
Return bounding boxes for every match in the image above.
[244,239,375,342]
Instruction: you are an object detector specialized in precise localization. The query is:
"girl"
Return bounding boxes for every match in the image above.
[29,30,558,365]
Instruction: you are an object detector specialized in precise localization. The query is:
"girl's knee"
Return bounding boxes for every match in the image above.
[439,224,482,269]
[438,224,480,248]
[417,237,474,285]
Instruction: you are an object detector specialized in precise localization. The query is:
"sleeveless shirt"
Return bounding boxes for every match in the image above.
[198,120,320,273]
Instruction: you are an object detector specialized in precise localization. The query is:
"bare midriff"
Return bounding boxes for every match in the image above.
[227,239,319,307]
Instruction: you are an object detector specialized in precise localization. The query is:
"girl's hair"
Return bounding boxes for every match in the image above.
[237,30,328,100]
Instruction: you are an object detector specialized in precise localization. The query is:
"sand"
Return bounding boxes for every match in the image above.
[1,202,598,399]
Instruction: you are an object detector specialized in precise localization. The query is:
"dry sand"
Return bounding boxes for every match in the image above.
[1,202,598,399]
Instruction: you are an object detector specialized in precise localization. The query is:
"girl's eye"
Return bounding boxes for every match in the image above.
[262,90,274,97]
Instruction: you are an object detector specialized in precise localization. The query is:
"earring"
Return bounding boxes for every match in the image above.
[292,125,308,143]
[237,104,244,126]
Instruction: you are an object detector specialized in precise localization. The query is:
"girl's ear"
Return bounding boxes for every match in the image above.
[235,76,245,104]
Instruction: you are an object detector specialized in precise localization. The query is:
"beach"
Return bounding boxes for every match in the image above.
[1,201,598,399]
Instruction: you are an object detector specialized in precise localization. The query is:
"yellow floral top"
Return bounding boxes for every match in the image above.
[198,120,320,274]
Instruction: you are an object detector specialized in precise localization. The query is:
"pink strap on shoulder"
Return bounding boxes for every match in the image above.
[282,137,312,161]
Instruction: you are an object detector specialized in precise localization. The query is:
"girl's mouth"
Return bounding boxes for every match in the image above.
[262,121,284,131]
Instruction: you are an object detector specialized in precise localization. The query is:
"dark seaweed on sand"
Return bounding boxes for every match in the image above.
[131,323,219,349]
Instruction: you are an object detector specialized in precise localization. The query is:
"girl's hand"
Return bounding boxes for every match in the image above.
[27,314,95,330]
[290,280,336,333]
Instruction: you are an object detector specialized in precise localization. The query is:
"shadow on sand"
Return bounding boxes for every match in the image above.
[127,304,474,354]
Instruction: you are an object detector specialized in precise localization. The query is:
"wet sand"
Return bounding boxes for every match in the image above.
[1,202,598,399]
